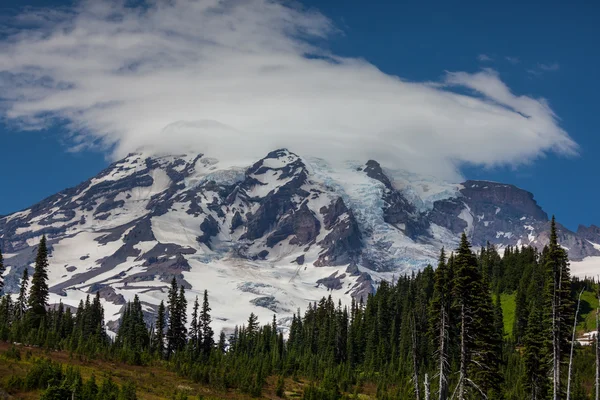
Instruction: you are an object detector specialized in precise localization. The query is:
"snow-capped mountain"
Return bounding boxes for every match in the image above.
[1,149,598,334]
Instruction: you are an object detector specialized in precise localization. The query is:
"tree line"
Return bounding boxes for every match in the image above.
[1,218,599,399]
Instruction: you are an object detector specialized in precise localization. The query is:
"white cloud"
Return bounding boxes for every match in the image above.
[0,0,576,181]
[477,54,493,62]
[539,62,560,71]
[529,62,560,76]
[505,56,520,64]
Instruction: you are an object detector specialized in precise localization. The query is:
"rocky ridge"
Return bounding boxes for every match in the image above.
[1,149,597,334]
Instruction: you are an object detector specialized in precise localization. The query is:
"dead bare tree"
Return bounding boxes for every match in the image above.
[424,373,431,400]
[437,305,449,400]
[551,263,563,400]
[412,315,421,400]
[567,289,584,400]
[458,303,467,400]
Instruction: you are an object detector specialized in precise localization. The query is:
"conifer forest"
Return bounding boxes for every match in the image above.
[1,218,599,399]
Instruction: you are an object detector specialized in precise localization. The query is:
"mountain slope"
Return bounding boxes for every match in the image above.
[1,149,598,334]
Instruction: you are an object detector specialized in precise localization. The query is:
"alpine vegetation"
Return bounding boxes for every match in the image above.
[0,220,598,399]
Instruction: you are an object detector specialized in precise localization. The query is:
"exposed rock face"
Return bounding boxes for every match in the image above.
[267,203,320,247]
[422,180,597,260]
[364,160,426,239]
[577,224,600,244]
[315,198,362,267]
[0,148,597,333]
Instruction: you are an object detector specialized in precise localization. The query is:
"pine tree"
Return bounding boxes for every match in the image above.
[544,216,573,400]
[154,300,166,357]
[247,312,259,338]
[28,236,50,328]
[471,278,503,397]
[218,330,227,353]
[452,233,480,399]
[167,278,179,355]
[116,295,149,358]
[430,248,450,400]
[166,278,187,354]
[190,296,200,356]
[200,289,214,357]
[523,305,549,399]
[16,268,29,320]
[178,285,187,345]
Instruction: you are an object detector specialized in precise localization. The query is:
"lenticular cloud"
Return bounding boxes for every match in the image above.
[0,0,577,180]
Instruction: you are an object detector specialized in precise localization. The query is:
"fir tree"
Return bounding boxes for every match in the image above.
[523,305,549,399]
[430,248,450,400]
[153,300,166,357]
[16,268,29,319]
[247,312,259,338]
[218,330,227,353]
[200,289,214,357]
[190,296,200,355]
[178,285,187,343]
[452,233,501,399]
[28,236,50,328]
[166,278,187,354]
[544,216,573,400]
[166,278,179,355]
[452,233,480,399]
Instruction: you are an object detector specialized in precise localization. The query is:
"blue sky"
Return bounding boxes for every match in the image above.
[0,0,598,231]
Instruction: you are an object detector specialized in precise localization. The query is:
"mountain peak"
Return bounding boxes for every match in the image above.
[0,149,596,334]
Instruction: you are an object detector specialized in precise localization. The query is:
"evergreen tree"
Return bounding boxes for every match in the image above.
[452,233,481,399]
[247,312,259,338]
[451,233,501,399]
[190,296,200,355]
[16,268,29,319]
[523,305,549,399]
[178,285,187,344]
[200,289,214,357]
[166,278,187,354]
[116,295,150,361]
[28,236,50,328]
[430,248,450,400]
[544,216,573,400]
[153,300,166,357]
[218,330,227,353]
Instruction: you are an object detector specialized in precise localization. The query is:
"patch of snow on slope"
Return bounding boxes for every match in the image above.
[48,231,125,287]
[151,207,203,250]
[587,240,600,251]
[181,257,351,336]
[307,158,436,270]
[384,168,460,212]
[570,256,600,278]
[458,204,474,236]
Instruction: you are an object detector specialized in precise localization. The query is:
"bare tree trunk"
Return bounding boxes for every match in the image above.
[567,289,584,400]
[438,305,448,400]
[458,303,467,400]
[412,316,421,400]
[424,373,431,400]
[552,266,562,400]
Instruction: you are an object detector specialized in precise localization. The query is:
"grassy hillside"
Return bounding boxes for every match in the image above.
[577,290,599,333]
[500,290,599,338]
[0,342,377,400]
[0,342,259,399]
[500,293,516,337]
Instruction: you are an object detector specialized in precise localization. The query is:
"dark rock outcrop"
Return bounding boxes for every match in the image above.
[315,198,362,267]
